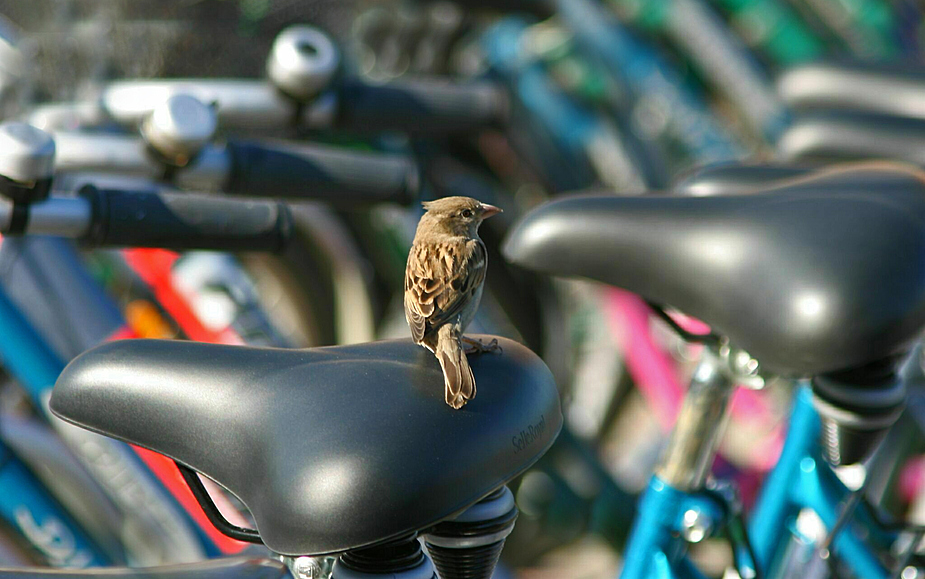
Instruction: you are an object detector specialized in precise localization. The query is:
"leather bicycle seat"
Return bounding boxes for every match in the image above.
[777,111,925,165]
[0,558,289,578]
[504,165,925,376]
[778,61,925,120]
[50,336,561,557]
[673,162,814,197]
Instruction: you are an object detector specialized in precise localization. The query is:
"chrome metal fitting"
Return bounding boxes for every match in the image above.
[267,25,341,103]
[0,122,55,184]
[656,347,737,490]
[0,122,56,203]
[717,339,766,389]
[279,555,333,579]
[140,94,217,166]
[680,508,713,543]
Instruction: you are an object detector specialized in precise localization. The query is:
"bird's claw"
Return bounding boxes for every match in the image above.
[462,337,502,355]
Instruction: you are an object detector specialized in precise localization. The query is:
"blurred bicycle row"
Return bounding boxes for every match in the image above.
[0,0,921,576]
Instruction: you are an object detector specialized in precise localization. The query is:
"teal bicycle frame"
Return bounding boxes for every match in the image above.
[621,355,900,578]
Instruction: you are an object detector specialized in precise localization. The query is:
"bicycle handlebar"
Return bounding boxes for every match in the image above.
[100,80,292,131]
[329,77,507,134]
[225,140,418,204]
[52,131,228,188]
[94,77,506,134]
[52,131,418,204]
[2,186,291,252]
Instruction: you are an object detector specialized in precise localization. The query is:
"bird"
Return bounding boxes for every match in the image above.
[404,196,502,409]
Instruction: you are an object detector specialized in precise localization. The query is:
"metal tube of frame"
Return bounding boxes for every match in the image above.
[656,349,736,491]
[52,131,232,191]
[53,132,160,178]
[101,80,295,130]
[23,197,93,238]
[0,197,93,238]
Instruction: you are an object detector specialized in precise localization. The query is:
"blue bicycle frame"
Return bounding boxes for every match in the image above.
[0,238,222,562]
[555,0,742,164]
[482,18,660,193]
[0,449,112,567]
[750,386,894,578]
[621,383,897,579]
[481,11,748,196]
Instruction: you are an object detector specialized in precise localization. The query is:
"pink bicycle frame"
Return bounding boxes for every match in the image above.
[605,288,784,473]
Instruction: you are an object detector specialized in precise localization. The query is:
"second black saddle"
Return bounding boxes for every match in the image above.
[504,164,925,376]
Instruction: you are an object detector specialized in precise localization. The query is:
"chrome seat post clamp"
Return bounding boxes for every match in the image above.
[657,340,769,491]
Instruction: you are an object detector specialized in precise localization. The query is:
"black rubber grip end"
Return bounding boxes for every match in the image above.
[79,185,291,252]
[336,77,507,135]
[227,140,419,205]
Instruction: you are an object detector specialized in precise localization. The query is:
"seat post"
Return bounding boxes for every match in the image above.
[655,347,738,491]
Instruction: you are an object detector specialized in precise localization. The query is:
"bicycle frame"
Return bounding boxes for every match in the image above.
[620,365,897,578]
[749,387,894,578]
[611,0,789,140]
[0,239,232,561]
[555,0,741,163]
[0,277,113,566]
[605,289,784,472]
[0,451,111,567]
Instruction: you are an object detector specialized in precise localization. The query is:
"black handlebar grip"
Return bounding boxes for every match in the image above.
[334,77,508,135]
[79,185,291,252]
[225,140,419,205]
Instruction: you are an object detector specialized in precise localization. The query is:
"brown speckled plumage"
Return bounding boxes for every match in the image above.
[404,196,501,409]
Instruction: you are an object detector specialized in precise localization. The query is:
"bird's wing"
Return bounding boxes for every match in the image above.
[404,238,487,343]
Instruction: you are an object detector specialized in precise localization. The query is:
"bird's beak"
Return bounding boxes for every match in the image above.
[480,203,502,219]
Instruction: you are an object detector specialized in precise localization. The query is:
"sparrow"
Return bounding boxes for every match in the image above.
[404,196,502,409]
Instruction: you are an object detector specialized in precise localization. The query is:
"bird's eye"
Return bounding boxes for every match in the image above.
[461,209,473,218]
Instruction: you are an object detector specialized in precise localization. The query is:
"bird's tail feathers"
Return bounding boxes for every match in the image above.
[435,324,476,409]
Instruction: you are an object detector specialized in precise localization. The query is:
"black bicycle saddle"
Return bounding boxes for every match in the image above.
[777,111,925,166]
[50,336,561,556]
[504,165,925,376]
[672,162,814,197]
[778,61,925,119]
[0,558,289,578]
